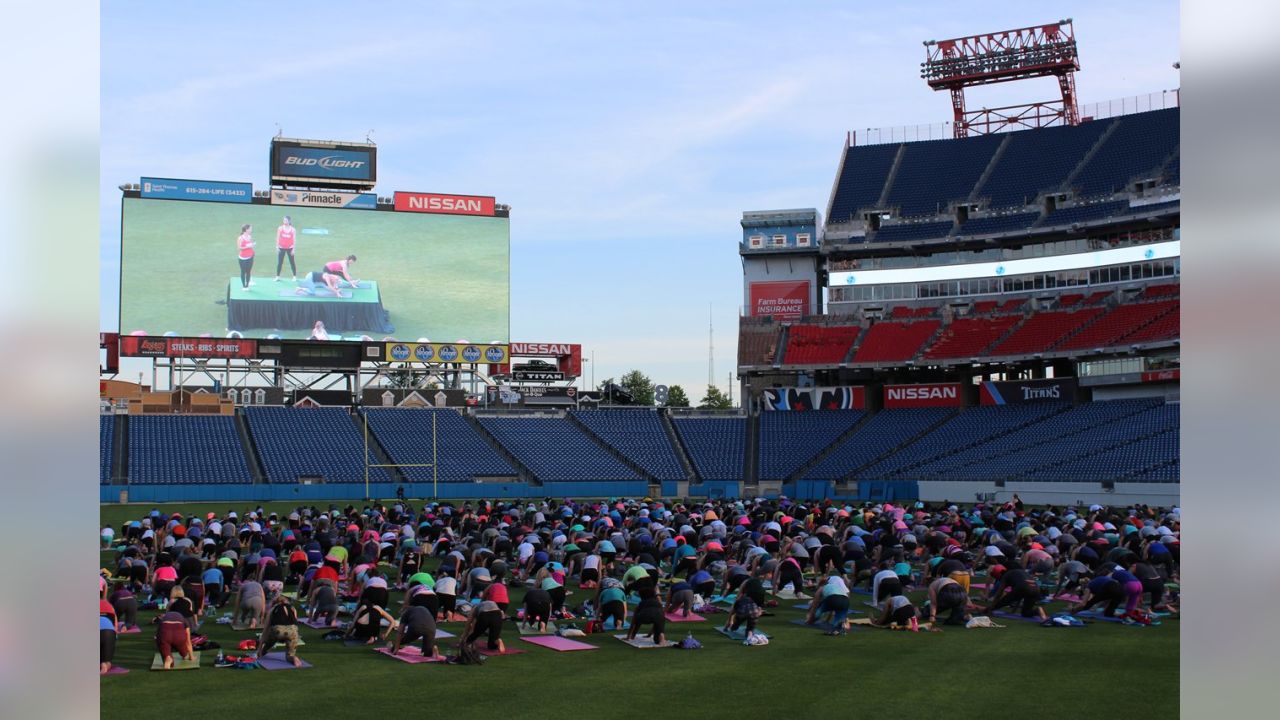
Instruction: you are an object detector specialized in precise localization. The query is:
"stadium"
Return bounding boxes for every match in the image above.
[99,18,1179,719]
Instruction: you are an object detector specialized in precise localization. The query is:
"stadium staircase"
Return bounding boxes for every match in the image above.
[773,326,790,366]
[967,134,1013,203]
[785,412,876,484]
[111,414,128,485]
[658,410,699,486]
[1059,119,1122,195]
[910,322,948,363]
[876,144,908,209]
[743,413,761,496]
[464,413,539,486]
[836,409,959,484]
[565,412,661,487]
[233,411,267,484]
[352,413,409,486]
[840,325,867,364]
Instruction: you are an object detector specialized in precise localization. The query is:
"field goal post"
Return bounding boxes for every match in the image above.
[363,410,438,501]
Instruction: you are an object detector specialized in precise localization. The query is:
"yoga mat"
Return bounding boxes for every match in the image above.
[257,652,312,670]
[992,612,1048,624]
[664,611,706,623]
[1055,594,1084,604]
[521,635,598,652]
[116,625,141,635]
[850,587,873,596]
[301,618,338,629]
[376,647,447,664]
[709,594,736,605]
[516,621,558,636]
[150,652,200,671]
[278,289,353,299]
[793,603,812,611]
[716,627,771,641]
[102,665,130,676]
[344,638,377,648]
[477,647,526,656]
[774,588,808,600]
[614,634,677,649]
[790,619,841,633]
[1077,612,1159,626]
[230,622,262,632]
[602,619,631,631]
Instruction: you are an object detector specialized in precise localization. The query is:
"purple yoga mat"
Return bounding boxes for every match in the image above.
[102,665,130,676]
[520,635,598,652]
[301,618,338,629]
[664,612,706,623]
[257,652,313,670]
[376,647,447,664]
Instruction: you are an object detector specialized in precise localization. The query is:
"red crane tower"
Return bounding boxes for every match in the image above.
[922,19,1081,138]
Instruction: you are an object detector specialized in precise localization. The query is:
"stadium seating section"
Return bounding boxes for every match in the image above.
[570,409,686,481]
[782,325,859,365]
[1056,300,1178,351]
[801,408,954,482]
[852,319,940,363]
[827,109,1178,228]
[363,409,516,483]
[128,415,251,484]
[923,315,1021,360]
[244,407,387,483]
[987,308,1106,356]
[738,321,781,366]
[101,415,114,484]
[672,416,746,482]
[758,411,864,480]
[476,416,638,482]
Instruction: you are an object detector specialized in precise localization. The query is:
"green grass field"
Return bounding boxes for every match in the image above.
[99,501,1179,719]
[119,198,509,341]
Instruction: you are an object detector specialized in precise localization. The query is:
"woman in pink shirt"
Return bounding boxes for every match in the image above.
[274,215,297,281]
[236,224,255,289]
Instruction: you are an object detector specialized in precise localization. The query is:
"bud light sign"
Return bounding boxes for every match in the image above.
[272,141,375,183]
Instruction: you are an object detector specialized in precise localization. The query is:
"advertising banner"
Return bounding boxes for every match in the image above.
[119,336,257,358]
[1141,369,1180,383]
[749,280,810,320]
[979,378,1077,405]
[165,337,258,359]
[509,342,577,357]
[394,191,496,216]
[761,386,865,411]
[140,177,251,204]
[385,342,508,364]
[119,335,169,357]
[512,370,566,382]
[270,189,376,210]
[883,382,963,408]
[272,145,374,181]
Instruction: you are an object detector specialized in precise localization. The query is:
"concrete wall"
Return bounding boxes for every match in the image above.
[916,481,1180,506]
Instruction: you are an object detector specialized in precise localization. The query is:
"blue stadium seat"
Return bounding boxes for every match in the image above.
[979,119,1111,208]
[872,220,954,243]
[757,411,865,481]
[127,415,251,484]
[570,409,685,481]
[101,415,114,485]
[477,415,639,483]
[1071,109,1179,197]
[957,212,1038,236]
[802,408,953,481]
[884,134,1003,216]
[363,408,517,483]
[672,417,745,482]
[827,143,900,224]
[244,407,387,484]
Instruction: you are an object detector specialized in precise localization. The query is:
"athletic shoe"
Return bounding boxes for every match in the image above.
[273,277,279,282]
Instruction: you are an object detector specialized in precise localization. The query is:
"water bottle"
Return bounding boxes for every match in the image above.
[217,649,224,663]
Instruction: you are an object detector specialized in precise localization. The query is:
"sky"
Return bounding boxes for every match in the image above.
[100,1,1180,397]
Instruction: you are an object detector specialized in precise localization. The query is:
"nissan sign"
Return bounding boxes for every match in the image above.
[394,191,496,216]
[883,383,964,408]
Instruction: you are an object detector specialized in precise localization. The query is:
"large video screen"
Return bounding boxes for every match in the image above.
[120,197,509,342]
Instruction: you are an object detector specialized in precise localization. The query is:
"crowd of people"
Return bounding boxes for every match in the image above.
[98,494,1180,672]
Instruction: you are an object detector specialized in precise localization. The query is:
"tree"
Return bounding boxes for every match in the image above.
[385,363,419,389]
[698,385,733,409]
[619,369,655,406]
[666,384,691,407]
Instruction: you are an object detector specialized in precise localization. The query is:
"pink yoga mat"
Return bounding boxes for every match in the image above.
[102,665,130,676]
[1056,594,1083,603]
[478,647,526,656]
[116,625,141,635]
[664,612,706,623]
[376,647,447,664]
[521,636,598,652]
[257,651,313,670]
